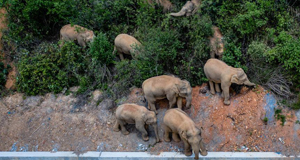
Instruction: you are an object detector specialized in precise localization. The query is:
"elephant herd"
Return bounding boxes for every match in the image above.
[58,17,255,160]
[113,65,255,159]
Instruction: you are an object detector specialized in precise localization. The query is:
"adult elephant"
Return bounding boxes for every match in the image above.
[145,0,200,15]
[204,59,255,105]
[142,75,192,114]
[170,0,201,17]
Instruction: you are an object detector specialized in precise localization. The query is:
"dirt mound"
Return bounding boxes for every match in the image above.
[0,85,299,156]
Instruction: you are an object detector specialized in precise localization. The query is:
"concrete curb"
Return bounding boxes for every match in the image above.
[0,152,293,159]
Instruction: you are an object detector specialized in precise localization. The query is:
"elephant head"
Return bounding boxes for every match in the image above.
[231,68,255,86]
[181,129,208,159]
[176,80,192,109]
[170,0,201,17]
[143,111,160,142]
[78,31,95,47]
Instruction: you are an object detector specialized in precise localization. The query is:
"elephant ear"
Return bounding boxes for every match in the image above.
[231,74,239,84]
[181,130,188,141]
[175,81,188,95]
[142,112,155,124]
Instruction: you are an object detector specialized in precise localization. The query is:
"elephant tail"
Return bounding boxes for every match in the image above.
[112,46,116,55]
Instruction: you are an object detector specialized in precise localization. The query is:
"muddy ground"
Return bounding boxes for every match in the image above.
[0,84,300,156]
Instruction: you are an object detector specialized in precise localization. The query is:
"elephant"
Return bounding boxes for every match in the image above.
[60,24,95,48]
[146,0,173,12]
[113,103,160,143]
[170,0,201,17]
[209,26,224,59]
[204,59,256,105]
[142,75,192,114]
[163,108,207,159]
[113,34,142,60]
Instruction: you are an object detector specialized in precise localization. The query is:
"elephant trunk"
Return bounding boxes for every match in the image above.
[191,144,200,159]
[244,80,255,87]
[170,9,186,17]
[152,124,160,143]
[199,140,208,156]
[186,94,192,109]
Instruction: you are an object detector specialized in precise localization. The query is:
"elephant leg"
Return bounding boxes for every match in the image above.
[221,83,231,105]
[167,93,176,109]
[215,83,221,93]
[118,120,129,135]
[149,101,157,114]
[113,120,120,132]
[182,139,192,156]
[209,81,215,95]
[176,97,183,110]
[172,132,181,142]
[146,96,157,114]
[163,125,172,142]
[119,53,125,60]
[136,122,149,141]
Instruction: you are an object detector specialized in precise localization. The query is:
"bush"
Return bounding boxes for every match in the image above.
[88,32,114,65]
[266,31,300,88]
[17,42,77,95]
[0,61,10,87]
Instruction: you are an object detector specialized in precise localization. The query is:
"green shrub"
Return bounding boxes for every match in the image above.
[88,32,114,65]
[265,31,300,87]
[0,61,9,87]
[17,42,69,95]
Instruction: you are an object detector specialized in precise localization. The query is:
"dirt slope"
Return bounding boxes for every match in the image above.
[0,84,299,156]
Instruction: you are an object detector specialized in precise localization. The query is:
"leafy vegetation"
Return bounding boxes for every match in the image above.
[0,0,300,105]
[0,60,10,88]
[275,109,286,126]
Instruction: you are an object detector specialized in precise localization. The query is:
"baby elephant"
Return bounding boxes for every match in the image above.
[113,103,160,143]
[113,34,142,60]
[142,75,192,114]
[163,108,207,159]
[60,24,95,48]
[204,58,255,105]
[209,26,224,59]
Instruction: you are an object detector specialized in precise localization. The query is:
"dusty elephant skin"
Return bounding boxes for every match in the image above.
[113,34,142,60]
[113,103,160,143]
[142,75,192,114]
[209,26,224,59]
[163,108,207,159]
[60,24,95,48]
[204,58,255,105]
[170,0,201,17]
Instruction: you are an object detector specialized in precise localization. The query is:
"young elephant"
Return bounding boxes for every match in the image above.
[113,103,160,143]
[113,34,142,60]
[204,59,255,105]
[209,26,224,59]
[60,24,95,48]
[163,108,207,159]
[142,75,192,114]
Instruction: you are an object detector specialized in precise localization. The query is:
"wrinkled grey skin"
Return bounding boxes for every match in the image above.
[204,59,255,105]
[163,108,207,159]
[113,103,160,143]
[170,0,201,17]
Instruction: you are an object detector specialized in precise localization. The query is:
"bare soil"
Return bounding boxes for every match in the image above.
[0,84,299,156]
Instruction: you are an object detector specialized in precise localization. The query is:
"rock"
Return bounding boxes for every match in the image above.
[92,90,103,102]
[69,86,80,93]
